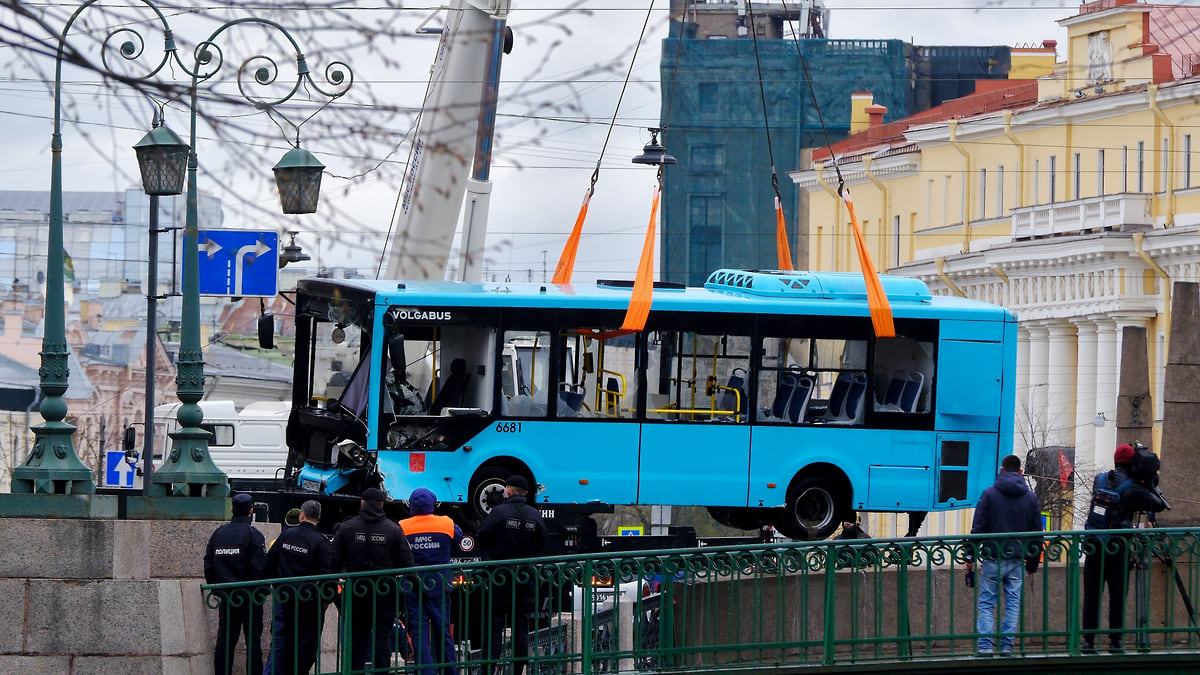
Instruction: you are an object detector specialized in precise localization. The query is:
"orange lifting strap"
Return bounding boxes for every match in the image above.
[552,188,592,284]
[619,182,660,333]
[589,182,661,341]
[842,191,895,338]
[774,195,793,271]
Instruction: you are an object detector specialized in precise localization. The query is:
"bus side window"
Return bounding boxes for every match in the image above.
[501,331,551,418]
[757,337,812,423]
[872,337,934,414]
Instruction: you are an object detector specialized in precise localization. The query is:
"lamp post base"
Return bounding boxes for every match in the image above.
[144,427,230,497]
[11,420,96,495]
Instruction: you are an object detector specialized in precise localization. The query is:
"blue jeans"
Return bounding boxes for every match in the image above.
[976,558,1023,652]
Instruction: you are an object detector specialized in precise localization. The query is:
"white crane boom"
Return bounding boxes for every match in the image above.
[383,0,511,283]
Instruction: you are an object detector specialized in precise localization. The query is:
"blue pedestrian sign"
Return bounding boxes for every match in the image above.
[105,450,136,489]
[190,230,279,297]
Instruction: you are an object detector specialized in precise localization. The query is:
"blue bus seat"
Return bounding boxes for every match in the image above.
[843,372,868,422]
[882,372,906,408]
[787,376,814,422]
[822,372,853,420]
[604,376,622,415]
[900,371,924,412]
[770,372,799,419]
[429,358,470,414]
[558,383,585,415]
[824,372,867,424]
[718,367,748,414]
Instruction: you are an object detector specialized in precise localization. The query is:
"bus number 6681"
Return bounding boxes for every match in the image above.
[496,422,522,433]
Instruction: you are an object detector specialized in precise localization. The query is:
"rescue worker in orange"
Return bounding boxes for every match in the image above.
[399,487,463,675]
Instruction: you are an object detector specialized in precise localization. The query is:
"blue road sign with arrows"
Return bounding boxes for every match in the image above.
[190,230,279,297]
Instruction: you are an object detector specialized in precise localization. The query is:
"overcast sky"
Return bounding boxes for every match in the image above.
[0,1,1085,285]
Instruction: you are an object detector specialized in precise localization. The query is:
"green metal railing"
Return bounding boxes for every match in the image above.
[204,528,1200,673]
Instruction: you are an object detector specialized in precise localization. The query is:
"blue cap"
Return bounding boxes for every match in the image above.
[232,493,253,515]
[409,488,437,515]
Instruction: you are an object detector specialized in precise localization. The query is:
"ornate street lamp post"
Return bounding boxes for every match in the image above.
[9,1,351,510]
[140,18,352,499]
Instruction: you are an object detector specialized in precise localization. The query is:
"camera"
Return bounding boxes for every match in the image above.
[1129,442,1169,512]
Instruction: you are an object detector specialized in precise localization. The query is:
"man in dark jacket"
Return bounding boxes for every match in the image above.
[204,493,268,675]
[331,487,415,672]
[1081,443,1166,653]
[266,499,332,675]
[965,454,1042,656]
[476,475,546,675]
[399,487,464,675]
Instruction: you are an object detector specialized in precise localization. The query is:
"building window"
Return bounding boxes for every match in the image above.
[893,214,901,268]
[979,168,987,219]
[1049,155,1057,204]
[925,179,933,229]
[688,195,723,286]
[690,145,726,174]
[1080,149,1089,196]
[1162,137,1170,191]
[698,82,719,117]
[1033,159,1040,204]
[1137,141,1145,192]
[1098,149,1105,195]
[996,165,1005,218]
[943,175,952,226]
[1122,146,1128,192]
[1186,134,1192,189]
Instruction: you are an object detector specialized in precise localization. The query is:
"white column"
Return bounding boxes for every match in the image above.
[1024,322,1051,448]
[1047,320,1078,448]
[1072,319,1099,525]
[1093,319,1119,474]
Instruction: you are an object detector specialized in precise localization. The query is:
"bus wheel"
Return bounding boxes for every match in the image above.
[775,476,843,540]
[707,507,766,531]
[468,466,512,523]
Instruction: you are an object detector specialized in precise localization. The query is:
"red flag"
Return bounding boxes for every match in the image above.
[1057,448,1074,487]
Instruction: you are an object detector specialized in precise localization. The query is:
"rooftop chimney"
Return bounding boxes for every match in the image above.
[865,104,888,130]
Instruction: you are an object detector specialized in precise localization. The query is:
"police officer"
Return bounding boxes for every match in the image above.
[399,487,464,675]
[204,493,267,675]
[266,499,332,675]
[331,487,415,672]
[475,476,546,675]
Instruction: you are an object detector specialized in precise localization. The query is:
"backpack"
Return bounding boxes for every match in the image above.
[1085,471,1134,531]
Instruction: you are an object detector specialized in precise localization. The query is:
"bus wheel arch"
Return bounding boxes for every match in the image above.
[774,466,852,540]
[467,460,533,524]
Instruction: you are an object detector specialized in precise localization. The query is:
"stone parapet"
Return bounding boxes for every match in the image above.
[0,517,278,672]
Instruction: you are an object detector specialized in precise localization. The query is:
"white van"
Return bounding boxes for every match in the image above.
[153,400,290,491]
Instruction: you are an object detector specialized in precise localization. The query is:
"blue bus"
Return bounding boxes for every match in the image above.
[286,268,1016,539]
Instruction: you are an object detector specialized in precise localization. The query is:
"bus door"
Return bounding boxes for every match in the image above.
[637,330,752,506]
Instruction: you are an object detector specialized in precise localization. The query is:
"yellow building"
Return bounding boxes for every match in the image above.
[793,0,1200,533]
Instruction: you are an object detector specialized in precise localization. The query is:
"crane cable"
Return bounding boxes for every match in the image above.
[780,0,894,337]
[552,0,659,285]
[746,1,793,271]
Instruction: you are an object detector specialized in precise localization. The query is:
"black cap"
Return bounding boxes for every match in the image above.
[232,493,253,515]
[505,475,529,491]
[362,487,387,502]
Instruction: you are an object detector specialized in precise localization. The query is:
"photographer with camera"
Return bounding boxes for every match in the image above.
[1081,443,1168,654]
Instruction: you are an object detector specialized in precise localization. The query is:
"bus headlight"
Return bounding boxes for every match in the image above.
[336,439,369,467]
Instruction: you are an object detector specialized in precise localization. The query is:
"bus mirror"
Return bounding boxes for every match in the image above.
[388,334,407,384]
[583,353,594,373]
[122,425,136,452]
[258,314,275,349]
